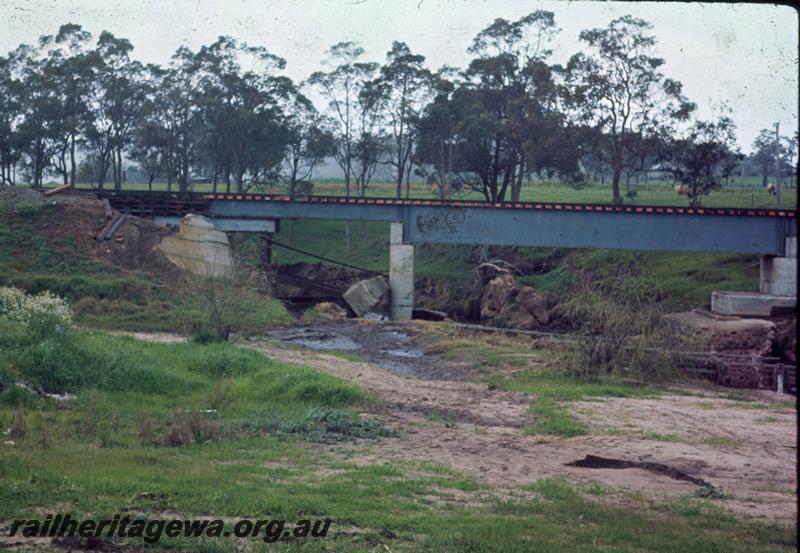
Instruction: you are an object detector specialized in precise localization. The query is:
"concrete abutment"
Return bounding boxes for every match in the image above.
[712,236,797,317]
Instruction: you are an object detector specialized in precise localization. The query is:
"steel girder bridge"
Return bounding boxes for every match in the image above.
[101,191,797,256]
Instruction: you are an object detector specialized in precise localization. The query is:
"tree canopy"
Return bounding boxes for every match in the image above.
[0,15,785,207]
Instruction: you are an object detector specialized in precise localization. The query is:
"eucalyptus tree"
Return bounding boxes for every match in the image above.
[160,47,203,192]
[13,42,63,187]
[564,16,695,204]
[306,42,380,247]
[0,29,88,187]
[281,88,335,196]
[431,11,572,201]
[413,69,461,199]
[31,24,95,187]
[350,77,386,197]
[0,52,24,185]
[131,64,171,190]
[193,36,290,192]
[373,41,434,198]
[306,42,380,198]
[751,128,793,188]
[85,32,146,190]
[668,114,742,207]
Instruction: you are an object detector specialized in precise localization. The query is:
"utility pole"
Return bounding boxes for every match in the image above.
[774,122,782,208]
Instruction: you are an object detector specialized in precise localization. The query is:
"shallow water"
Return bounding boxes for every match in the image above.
[265,321,466,380]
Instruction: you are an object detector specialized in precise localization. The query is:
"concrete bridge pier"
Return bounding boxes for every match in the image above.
[389,222,414,320]
[760,236,797,297]
[712,236,797,317]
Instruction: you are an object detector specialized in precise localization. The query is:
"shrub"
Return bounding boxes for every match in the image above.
[263,369,365,407]
[562,279,681,383]
[0,286,72,325]
[190,344,262,379]
[0,384,38,408]
[165,409,222,447]
[5,328,190,395]
[10,402,26,439]
[190,328,225,344]
[15,202,41,218]
[250,406,396,443]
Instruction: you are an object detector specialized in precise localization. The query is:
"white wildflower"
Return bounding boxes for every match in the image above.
[0,286,72,324]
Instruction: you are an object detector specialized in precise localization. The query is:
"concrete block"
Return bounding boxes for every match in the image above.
[390,244,414,320]
[343,276,389,317]
[390,222,404,245]
[785,236,797,258]
[156,214,234,277]
[711,291,796,318]
[760,257,797,296]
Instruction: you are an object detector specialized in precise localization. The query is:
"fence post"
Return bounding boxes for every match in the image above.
[777,365,784,395]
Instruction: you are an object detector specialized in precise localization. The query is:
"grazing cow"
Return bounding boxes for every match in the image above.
[767,182,777,196]
[674,184,689,196]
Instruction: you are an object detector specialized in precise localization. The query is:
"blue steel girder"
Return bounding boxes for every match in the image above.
[208,198,796,255]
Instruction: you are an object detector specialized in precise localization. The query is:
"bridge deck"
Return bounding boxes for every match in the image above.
[100,192,797,256]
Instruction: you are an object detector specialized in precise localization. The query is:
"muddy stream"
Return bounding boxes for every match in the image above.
[266,320,468,381]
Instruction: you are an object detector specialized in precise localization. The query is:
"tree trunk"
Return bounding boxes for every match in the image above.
[405,161,411,199]
[117,147,123,190]
[212,163,218,193]
[511,158,524,202]
[69,135,76,188]
[344,160,351,250]
[112,150,120,191]
[611,152,623,204]
[396,158,403,199]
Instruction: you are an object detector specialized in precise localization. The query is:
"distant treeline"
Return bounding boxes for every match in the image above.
[0,13,796,205]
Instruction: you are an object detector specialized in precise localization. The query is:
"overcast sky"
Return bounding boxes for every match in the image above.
[1,0,797,153]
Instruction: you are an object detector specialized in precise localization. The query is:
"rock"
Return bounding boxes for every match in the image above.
[501,286,550,329]
[3,440,14,447]
[156,214,233,277]
[667,310,776,357]
[479,274,549,330]
[277,262,363,298]
[480,274,517,320]
[343,275,389,317]
[310,302,346,321]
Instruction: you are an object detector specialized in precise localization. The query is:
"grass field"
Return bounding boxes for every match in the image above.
[57,178,797,209]
[1,317,795,551]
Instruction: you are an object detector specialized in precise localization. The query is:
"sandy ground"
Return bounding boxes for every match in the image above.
[246,336,797,525]
[115,328,796,525]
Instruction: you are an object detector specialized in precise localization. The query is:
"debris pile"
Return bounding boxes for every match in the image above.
[474,261,550,330]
